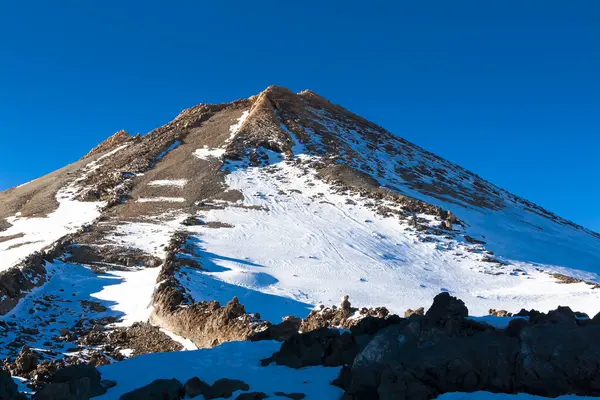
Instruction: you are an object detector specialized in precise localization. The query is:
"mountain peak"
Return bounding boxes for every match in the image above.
[86,129,134,158]
[1,87,600,398]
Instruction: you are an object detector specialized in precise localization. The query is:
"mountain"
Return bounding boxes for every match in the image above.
[1,86,599,399]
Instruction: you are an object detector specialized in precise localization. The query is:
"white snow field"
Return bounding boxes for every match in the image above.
[193,146,227,160]
[178,157,599,320]
[0,260,156,360]
[304,106,600,276]
[96,340,343,399]
[148,179,188,188]
[0,145,130,271]
[137,197,186,203]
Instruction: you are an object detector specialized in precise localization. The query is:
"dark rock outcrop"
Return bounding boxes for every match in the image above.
[334,294,600,399]
[0,367,24,400]
[34,365,106,400]
[182,376,249,399]
[236,392,268,400]
[150,233,270,348]
[120,378,183,400]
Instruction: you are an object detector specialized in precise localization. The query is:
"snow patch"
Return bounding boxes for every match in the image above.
[137,197,186,203]
[194,147,226,160]
[160,328,198,350]
[92,267,161,327]
[229,110,250,140]
[148,179,188,188]
[0,145,130,271]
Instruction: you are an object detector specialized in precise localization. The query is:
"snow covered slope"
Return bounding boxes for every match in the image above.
[1,85,600,399]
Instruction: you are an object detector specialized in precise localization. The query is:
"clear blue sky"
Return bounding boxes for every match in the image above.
[0,1,598,231]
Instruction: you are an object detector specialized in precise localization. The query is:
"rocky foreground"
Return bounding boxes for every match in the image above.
[2,293,600,399]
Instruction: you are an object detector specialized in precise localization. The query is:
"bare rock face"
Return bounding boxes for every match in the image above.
[85,130,133,158]
[151,294,268,348]
[149,233,270,348]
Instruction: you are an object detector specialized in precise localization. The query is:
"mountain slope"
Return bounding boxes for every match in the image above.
[1,86,600,398]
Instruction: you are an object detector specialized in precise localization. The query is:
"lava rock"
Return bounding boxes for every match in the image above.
[208,378,250,399]
[120,378,183,400]
[183,377,211,398]
[235,392,268,400]
[34,364,107,400]
[425,292,468,322]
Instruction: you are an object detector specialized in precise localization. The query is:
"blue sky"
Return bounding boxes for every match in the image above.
[0,1,598,231]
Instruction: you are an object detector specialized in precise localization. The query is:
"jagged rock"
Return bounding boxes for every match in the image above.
[335,297,600,399]
[13,345,38,375]
[264,328,357,369]
[181,377,250,399]
[150,234,271,348]
[256,316,301,342]
[236,392,268,400]
[208,378,250,399]
[183,377,211,398]
[425,292,468,322]
[181,216,204,226]
[34,365,106,400]
[300,296,390,333]
[120,378,183,400]
[489,309,512,317]
[404,307,424,317]
[464,235,486,245]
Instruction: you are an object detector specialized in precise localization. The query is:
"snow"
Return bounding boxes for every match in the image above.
[96,340,343,399]
[0,260,159,359]
[92,267,161,327]
[0,198,103,271]
[305,107,600,278]
[104,218,183,259]
[193,146,227,160]
[175,156,600,321]
[160,328,199,350]
[229,110,250,140]
[148,179,188,188]
[155,140,182,162]
[192,110,249,161]
[0,145,130,271]
[137,197,186,203]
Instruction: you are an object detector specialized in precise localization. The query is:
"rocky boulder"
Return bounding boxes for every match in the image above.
[120,378,183,400]
[33,365,106,400]
[335,295,600,399]
[425,292,468,322]
[182,376,250,399]
[0,367,25,400]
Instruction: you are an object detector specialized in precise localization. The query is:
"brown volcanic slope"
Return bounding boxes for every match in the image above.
[0,85,599,367]
[2,86,598,262]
